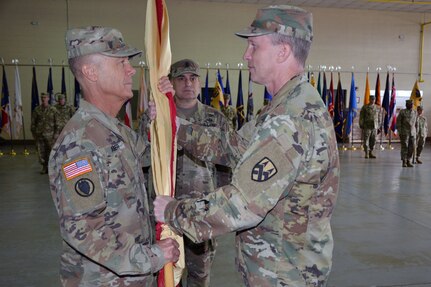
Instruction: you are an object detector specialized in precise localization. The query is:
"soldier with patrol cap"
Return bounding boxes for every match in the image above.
[48,26,179,286]
[398,99,418,167]
[359,95,381,158]
[416,105,428,164]
[154,5,339,286]
[53,92,75,139]
[31,92,58,174]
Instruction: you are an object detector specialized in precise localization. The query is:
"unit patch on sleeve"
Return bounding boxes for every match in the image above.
[62,157,93,180]
[75,178,95,197]
[251,157,278,182]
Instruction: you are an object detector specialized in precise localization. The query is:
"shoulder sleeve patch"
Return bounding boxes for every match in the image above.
[62,157,93,180]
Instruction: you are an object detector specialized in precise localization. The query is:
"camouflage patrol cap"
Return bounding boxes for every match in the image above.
[406,99,413,104]
[369,95,375,99]
[235,5,313,42]
[55,93,66,100]
[65,26,142,59]
[169,59,200,78]
[40,92,49,98]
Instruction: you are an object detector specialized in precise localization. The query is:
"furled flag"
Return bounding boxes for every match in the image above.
[364,72,370,105]
[310,72,316,88]
[316,71,321,96]
[246,71,254,121]
[47,66,54,105]
[345,72,357,138]
[203,68,210,105]
[74,77,80,108]
[211,69,225,110]
[322,72,327,105]
[31,65,40,113]
[224,68,231,106]
[328,72,334,118]
[1,65,11,136]
[124,100,132,128]
[389,74,397,133]
[263,87,272,105]
[145,0,184,285]
[409,80,422,109]
[236,69,245,129]
[13,64,23,139]
[137,65,148,119]
[375,72,381,106]
[61,66,67,95]
[382,72,391,136]
[333,72,344,141]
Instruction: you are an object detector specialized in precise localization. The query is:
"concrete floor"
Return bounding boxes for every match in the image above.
[1,144,431,287]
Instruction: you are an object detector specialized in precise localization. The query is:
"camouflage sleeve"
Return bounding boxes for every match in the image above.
[165,115,305,242]
[137,113,152,167]
[31,110,37,137]
[50,128,165,276]
[176,117,249,169]
[358,108,364,129]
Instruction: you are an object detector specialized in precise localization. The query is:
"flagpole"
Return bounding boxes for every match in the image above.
[13,59,29,156]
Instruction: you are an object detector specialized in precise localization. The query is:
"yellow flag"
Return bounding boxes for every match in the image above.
[409,80,422,109]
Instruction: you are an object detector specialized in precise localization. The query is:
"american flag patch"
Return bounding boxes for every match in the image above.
[62,158,93,180]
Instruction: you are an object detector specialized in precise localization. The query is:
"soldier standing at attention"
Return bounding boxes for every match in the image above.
[154,5,340,286]
[416,106,428,164]
[139,59,232,287]
[48,26,179,286]
[53,92,75,139]
[398,99,418,167]
[221,93,238,131]
[31,92,57,174]
[359,95,381,159]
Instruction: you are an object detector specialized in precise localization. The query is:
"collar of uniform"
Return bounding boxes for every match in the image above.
[266,73,307,111]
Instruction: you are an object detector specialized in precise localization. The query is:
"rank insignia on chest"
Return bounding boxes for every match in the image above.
[62,158,93,180]
[75,178,95,197]
[251,157,277,182]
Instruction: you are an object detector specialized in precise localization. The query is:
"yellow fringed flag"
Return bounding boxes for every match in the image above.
[410,80,422,109]
[144,1,185,286]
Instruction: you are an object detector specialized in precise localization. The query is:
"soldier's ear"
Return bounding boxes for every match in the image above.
[81,64,98,82]
[276,43,292,63]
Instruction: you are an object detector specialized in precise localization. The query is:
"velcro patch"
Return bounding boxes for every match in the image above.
[251,157,277,182]
[75,178,95,197]
[62,157,93,180]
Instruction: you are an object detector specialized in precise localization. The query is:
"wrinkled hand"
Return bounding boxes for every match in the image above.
[156,238,180,263]
[148,101,156,121]
[154,195,175,223]
[157,76,175,97]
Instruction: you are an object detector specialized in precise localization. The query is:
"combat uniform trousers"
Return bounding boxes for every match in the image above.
[363,128,376,156]
[36,135,54,173]
[399,134,416,166]
[416,134,426,163]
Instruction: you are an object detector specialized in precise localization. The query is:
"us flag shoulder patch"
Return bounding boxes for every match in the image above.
[62,158,93,181]
[251,157,277,182]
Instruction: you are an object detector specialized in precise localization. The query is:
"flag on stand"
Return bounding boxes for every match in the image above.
[345,72,357,138]
[322,72,327,105]
[124,100,132,128]
[246,72,254,121]
[316,71,321,96]
[375,72,381,106]
[47,66,54,105]
[382,72,391,136]
[310,72,316,88]
[1,65,11,137]
[74,77,80,108]
[364,72,370,105]
[61,66,67,95]
[203,68,210,105]
[389,74,397,133]
[137,65,148,119]
[328,72,334,118]
[224,69,231,106]
[31,65,40,113]
[13,64,23,139]
[333,72,344,141]
[211,69,225,110]
[263,87,272,105]
[409,80,422,109]
[236,69,245,129]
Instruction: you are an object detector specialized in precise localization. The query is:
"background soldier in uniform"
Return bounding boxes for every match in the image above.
[359,95,381,158]
[221,93,238,131]
[48,26,179,286]
[139,59,231,287]
[398,99,418,167]
[31,92,57,174]
[415,105,427,164]
[53,92,75,139]
[154,6,340,286]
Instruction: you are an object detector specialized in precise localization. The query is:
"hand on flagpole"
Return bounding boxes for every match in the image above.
[154,195,175,222]
[157,76,175,97]
[156,238,180,263]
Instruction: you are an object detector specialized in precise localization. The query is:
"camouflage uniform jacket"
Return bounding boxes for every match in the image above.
[166,74,340,286]
[397,108,418,137]
[417,114,428,138]
[48,100,163,286]
[31,105,58,139]
[54,103,75,135]
[359,104,381,130]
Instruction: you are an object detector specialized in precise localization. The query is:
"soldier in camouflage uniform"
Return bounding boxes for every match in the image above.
[397,99,418,167]
[221,93,238,131]
[53,92,75,139]
[48,26,179,286]
[154,6,340,287]
[139,59,231,287]
[416,106,428,164]
[31,92,58,174]
[359,95,381,159]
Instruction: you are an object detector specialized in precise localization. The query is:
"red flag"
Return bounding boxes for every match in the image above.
[124,100,132,128]
[328,72,334,118]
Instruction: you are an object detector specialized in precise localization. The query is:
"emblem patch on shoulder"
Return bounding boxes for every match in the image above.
[75,178,95,197]
[251,157,278,182]
[62,158,93,180]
